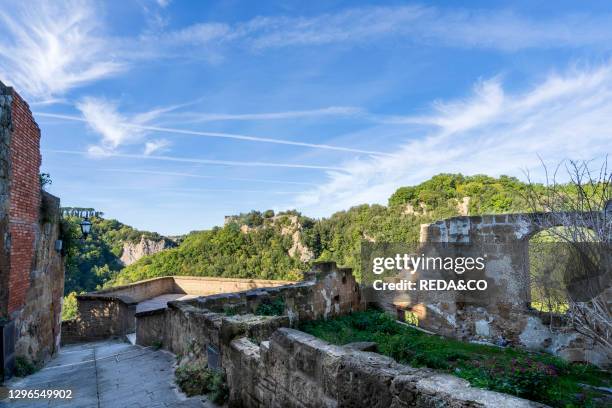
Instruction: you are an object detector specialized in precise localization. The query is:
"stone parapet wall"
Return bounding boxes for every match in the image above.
[225,328,545,408]
[65,275,301,343]
[176,262,361,322]
[172,276,296,296]
[65,297,135,343]
[135,262,363,359]
[84,277,177,304]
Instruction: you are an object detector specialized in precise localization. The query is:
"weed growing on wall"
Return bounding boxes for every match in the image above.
[255,298,285,316]
[14,357,37,377]
[175,362,228,405]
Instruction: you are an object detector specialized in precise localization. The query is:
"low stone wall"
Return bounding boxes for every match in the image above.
[88,276,176,303]
[172,276,296,296]
[135,262,362,357]
[226,328,545,408]
[64,275,298,343]
[63,297,135,343]
[60,319,80,345]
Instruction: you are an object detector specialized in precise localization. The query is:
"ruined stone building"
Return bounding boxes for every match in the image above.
[0,81,64,380]
[399,212,611,367]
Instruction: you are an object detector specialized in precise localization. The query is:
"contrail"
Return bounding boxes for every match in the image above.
[35,112,392,156]
[44,149,345,171]
[101,168,318,186]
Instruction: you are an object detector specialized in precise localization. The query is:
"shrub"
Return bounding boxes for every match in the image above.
[175,362,228,404]
[255,298,285,316]
[62,292,78,321]
[14,357,37,377]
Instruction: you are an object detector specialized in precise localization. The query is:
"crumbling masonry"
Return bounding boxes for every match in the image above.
[403,211,611,368]
[133,262,543,407]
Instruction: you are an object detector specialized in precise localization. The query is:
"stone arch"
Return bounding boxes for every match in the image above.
[420,210,606,246]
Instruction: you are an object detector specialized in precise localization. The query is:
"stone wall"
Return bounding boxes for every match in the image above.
[135,262,362,357]
[65,297,135,343]
[0,82,11,320]
[172,276,296,296]
[65,276,297,343]
[14,193,64,362]
[396,213,611,368]
[133,262,544,407]
[225,328,544,408]
[0,81,64,379]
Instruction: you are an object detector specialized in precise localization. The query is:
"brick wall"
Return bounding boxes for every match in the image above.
[0,81,64,377]
[6,89,41,315]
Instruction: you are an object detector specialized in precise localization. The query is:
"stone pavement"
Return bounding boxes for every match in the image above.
[136,294,199,314]
[0,340,214,408]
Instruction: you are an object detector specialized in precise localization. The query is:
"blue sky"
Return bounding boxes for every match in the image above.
[1,0,611,235]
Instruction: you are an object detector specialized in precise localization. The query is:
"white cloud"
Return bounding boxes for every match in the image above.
[76,97,178,155]
[144,139,170,155]
[293,64,612,216]
[160,6,612,52]
[0,1,123,100]
[77,98,144,154]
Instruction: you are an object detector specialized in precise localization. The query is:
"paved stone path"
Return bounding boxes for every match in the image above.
[0,340,212,408]
[136,294,198,314]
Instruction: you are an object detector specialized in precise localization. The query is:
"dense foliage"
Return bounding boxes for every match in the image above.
[308,173,538,280]
[300,310,612,407]
[105,173,542,285]
[108,218,306,286]
[62,215,167,294]
[387,173,534,213]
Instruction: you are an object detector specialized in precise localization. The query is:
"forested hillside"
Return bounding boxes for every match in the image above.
[106,211,310,286]
[61,213,174,294]
[109,173,539,284]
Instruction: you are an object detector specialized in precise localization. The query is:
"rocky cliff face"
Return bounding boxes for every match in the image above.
[279,215,314,262]
[120,236,175,266]
[230,213,314,263]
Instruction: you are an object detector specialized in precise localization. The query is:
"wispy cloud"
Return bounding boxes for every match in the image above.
[45,149,345,171]
[0,0,123,100]
[75,97,174,155]
[159,6,612,52]
[36,109,391,156]
[143,139,170,155]
[293,64,612,215]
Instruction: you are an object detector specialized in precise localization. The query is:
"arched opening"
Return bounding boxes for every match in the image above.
[528,226,598,314]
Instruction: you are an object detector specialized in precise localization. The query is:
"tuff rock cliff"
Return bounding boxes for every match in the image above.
[120,236,176,266]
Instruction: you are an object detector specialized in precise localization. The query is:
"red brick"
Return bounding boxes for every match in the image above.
[7,89,41,314]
